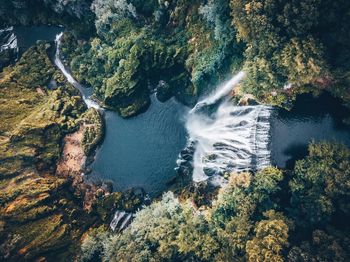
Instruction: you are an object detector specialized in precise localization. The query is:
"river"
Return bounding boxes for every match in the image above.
[271,93,350,169]
[91,96,187,196]
[2,25,350,196]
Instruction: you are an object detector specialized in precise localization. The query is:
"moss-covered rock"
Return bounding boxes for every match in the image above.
[92,189,144,222]
[81,108,104,155]
[59,0,242,117]
[0,43,97,261]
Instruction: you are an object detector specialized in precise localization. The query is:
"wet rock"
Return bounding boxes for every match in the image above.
[0,27,18,70]
[156,80,172,102]
[96,188,104,198]
[238,94,259,106]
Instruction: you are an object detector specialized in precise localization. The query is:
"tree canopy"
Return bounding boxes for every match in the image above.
[80,142,350,261]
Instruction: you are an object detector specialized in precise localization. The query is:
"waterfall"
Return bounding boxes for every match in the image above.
[177,72,272,183]
[191,71,246,112]
[0,27,18,52]
[0,27,19,65]
[54,33,101,110]
[110,211,133,232]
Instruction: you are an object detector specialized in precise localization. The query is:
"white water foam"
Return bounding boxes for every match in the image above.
[0,27,18,53]
[178,72,272,183]
[54,33,101,110]
[190,71,246,113]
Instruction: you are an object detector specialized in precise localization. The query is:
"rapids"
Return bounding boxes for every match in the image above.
[178,73,272,183]
[54,33,101,109]
[0,27,18,52]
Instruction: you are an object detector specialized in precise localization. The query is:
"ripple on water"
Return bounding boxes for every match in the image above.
[91,95,188,197]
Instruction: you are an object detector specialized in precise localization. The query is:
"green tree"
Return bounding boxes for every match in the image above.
[279,37,327,86]
[290,142,350,227]
[246,210,290,262]
[176,206,219,260]
[230,0,333,106]
[91,0,137,36]
[288,229,350,262]
[103,192,185,261]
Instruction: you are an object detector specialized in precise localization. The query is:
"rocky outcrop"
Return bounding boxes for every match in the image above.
[0,41,147,261]
[0,43,97,261]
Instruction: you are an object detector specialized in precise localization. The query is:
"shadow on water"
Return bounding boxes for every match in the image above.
[90,95,189,197]
[13,25,62,51]
[271,92,350,169]
[4,26,350,194]
[0,25,63,69]
[1,26,189,197]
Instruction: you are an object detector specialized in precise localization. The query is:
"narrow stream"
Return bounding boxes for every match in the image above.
[3,26,350,196]
[54,32,188,196]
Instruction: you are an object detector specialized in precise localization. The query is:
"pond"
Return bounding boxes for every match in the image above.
[271,93,350,169]
[2,25,350,196]
[91,95,188,196]
[1,25,188,196]
[0,25,62,69]
[14,25,63,50]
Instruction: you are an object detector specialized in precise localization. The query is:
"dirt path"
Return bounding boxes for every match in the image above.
[56,126,86,176]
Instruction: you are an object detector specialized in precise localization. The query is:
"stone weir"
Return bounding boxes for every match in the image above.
[176,72,272,184]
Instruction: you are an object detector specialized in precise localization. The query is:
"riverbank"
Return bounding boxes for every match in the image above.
[56,108,106,211]
[0,41,143,261]
[0,43,96,261]
[57,126,85,176]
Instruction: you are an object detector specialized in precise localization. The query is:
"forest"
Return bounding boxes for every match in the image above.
[81,142,350,261]
[0,0,350,261]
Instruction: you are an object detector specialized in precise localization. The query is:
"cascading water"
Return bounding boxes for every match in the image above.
[54,33,101,109]
[0,27,18,52]
[0,27,19,68]
[177,72,272,184]
[190,71,246,112]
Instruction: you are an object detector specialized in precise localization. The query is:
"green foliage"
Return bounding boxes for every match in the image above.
[93,168,289,261]
[61,25,195,116]
[3,1,350,260]
[0,0,94,35]
[280,37,327,85]
[91,0,137,37]
[290,142,350,227]
[212,167,284,226]
[176,207,219,260]
[104,192,185,261]
[246,210,290,262]
[230,0,350,107]
[80,226,110,262]
[81,108,104,155]
[199,0,233,41]
[87,142,350,261]
[61,0,244,116]
[288,229,350,262]
[186,0,244,95]
[11,43,55,88]
[0,43,96,261]
[92,190,142,222]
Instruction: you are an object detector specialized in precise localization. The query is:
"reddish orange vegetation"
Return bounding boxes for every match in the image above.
[56,125,106,211]
[5,193,49,213]
[56,126,86,176]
